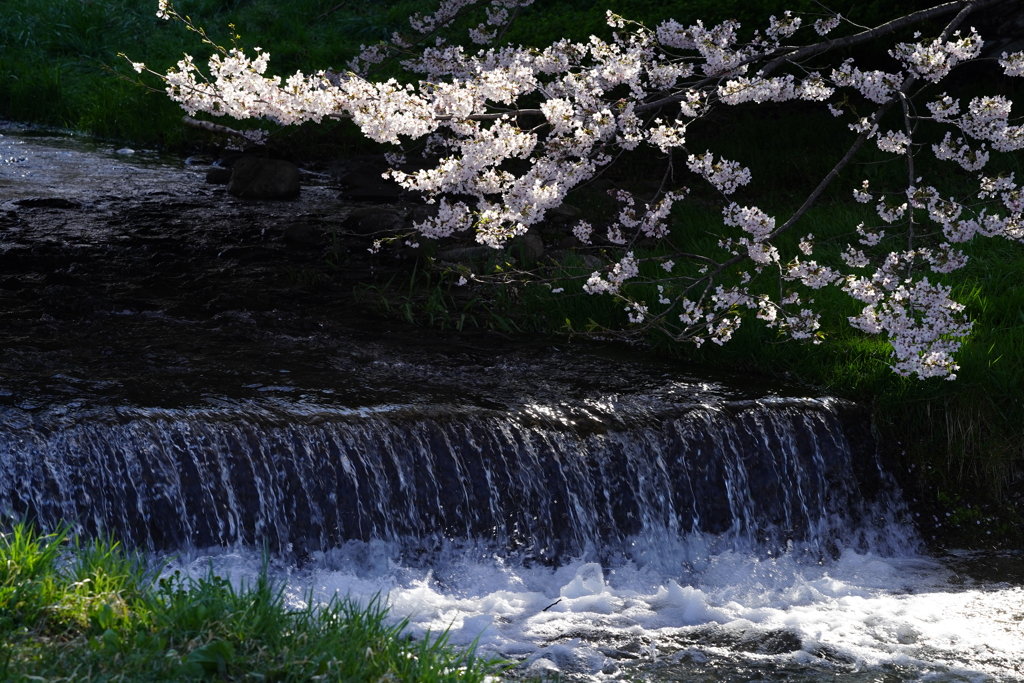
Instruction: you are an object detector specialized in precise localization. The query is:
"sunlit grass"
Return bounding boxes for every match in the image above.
[0,521,502,682]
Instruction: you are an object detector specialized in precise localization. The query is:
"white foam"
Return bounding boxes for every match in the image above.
[166,543,1024,681]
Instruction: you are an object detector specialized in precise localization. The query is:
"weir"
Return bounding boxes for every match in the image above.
[0,395,906,563]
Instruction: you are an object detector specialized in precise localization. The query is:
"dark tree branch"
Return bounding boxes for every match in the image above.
[760,0,1001,76]
[182,115,247,138]
[635,0,1000,117]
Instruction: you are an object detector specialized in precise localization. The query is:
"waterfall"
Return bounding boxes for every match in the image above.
[0,396,912,563]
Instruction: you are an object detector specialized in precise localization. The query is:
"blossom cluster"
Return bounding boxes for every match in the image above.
[136,0,1024,379]
[842,252,972,378]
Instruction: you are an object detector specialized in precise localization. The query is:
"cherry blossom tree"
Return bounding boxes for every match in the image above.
[129,0,1024,379]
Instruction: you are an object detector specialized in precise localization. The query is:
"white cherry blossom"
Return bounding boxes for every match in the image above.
[814,15,841,36]
[999,51,1024,77]
[137,0,1024,379]
[877,130,911,155]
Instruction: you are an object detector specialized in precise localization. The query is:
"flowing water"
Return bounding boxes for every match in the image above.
[1,126,1022,681]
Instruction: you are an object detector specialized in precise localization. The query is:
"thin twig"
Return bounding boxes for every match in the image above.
[314,1,349,23]
[365,0,494,77]
[493,4,524,44]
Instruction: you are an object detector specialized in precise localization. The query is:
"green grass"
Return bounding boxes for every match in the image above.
[0,522,502,682]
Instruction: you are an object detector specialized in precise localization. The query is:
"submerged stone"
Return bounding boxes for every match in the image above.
[227,157,300,200]
[14,197,81,209]
[205,167,232,185]
[342,206,405,235]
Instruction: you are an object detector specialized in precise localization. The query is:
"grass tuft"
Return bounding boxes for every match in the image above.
[0,521,502,682]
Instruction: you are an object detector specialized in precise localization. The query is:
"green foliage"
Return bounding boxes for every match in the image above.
[357,261,524,332]
[0,0,374,148]
[0,521,501,682]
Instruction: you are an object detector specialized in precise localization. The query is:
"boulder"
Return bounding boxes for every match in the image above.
[410,203,440,224]
[335,155,441,202]
[337,164,402,202]
[511,233,545,262]
[548,203,582,219]
[219,146,287,167]
[227,157,300,200]
[341,206,406,235]
[205,167,233,185]
[548,250,603,270]
[437,245,501,264]
[218,152,248,168]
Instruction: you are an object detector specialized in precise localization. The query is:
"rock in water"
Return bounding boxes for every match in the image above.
[14,197,81,210]
[205,167,233,185]
[337,167,403,202]
[341,206,406,235]
[283,223,322,245]
[437,245,500,263]
[227,157,300,200]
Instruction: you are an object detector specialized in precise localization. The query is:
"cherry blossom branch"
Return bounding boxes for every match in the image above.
[133,0,1024,378]
[772,100,898,244]
[899,91,918,251]
[759,0,999,77]
[358,0,493,74]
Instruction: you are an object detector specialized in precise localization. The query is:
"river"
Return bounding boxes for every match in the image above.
[1,125,1021,681]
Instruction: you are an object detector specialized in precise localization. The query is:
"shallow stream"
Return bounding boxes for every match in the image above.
[1,127,1021,681]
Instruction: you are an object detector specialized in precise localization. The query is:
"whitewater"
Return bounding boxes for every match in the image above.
[168,539,1024,682]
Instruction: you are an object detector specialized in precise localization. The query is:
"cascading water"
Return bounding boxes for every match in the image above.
[2,127,1021,681]
[0,396,905,564]
[9,395,1022,682]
